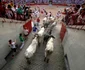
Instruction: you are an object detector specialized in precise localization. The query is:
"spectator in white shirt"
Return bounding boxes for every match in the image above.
[8,39,17,58]
[23,27,29,39]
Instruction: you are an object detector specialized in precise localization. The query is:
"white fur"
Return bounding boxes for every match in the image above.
[49,16,55,21]
[25,37,38,58]
[43,17,48,24]
[43,16,55,27]
[38,27,45,37]
[37,27,45,43]
[45,37,54,57]
[51,21,57,27]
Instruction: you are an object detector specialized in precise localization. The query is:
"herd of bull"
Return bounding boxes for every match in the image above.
[25,16,57,64]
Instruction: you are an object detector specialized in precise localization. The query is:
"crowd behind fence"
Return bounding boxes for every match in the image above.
[4,0,85,5]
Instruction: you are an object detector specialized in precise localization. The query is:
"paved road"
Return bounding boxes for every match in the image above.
[1,22,66,70]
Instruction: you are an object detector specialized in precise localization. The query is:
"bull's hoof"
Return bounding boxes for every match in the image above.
[38,43,40,47]
[27,61,31,64]
[27,59,31,64]
[29,61,31,64]
[47,59,49,63]
[44,57,46,62]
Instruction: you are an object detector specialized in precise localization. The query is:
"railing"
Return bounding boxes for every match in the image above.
[1,18,24,23]
[0,18,25,27]
[60,22,67,42]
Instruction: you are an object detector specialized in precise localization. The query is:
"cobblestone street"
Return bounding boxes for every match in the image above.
[1,5,66,70]
[1,23,66,70]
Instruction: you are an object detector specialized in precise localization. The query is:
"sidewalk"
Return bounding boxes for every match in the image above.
[0,19,23,69]
[62,28,85,70]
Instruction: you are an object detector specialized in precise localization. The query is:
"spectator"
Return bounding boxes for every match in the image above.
[8,39,17,57]
[77,9,85,24]
[36,18,40,26]
[68,3,85,25]
[17,5,23,20]
[10,1,14,8]
[17,5,23,14]
[23,26,29,39]
[56,11,61,19]
[11,5,17,19]
[32,24,38,35]
[6,4,15,19]
[36,18,41,31]
[12,5,17,13]
[23,5,29,20]
[48,12,52,17]
[31,11,36,21]
[43,9,48,16]
[19,33,25,49]
[0,1,6,17]
[28,6,32,18]
[34,7,40,18]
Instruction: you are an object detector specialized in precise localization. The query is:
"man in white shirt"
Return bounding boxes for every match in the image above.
[8,39,17,58]
[23,27,29,39]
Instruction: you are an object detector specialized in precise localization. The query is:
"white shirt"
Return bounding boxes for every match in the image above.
[31,13,36,18]
[10,42,16,49]
[12,7,18,13]
[48,12,51,17]
[76,7,82,15]
[24,29,29,35]
[31,21,34,27]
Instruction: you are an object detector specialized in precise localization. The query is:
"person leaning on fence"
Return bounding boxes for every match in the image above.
[17,5,23,20]
[23,26,29,40]
[19,33,25,49]
[8,39,17,58]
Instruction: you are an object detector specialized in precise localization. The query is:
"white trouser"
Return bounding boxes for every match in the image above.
[20,41,24,49]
